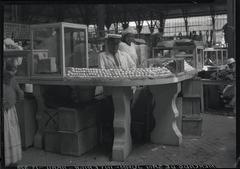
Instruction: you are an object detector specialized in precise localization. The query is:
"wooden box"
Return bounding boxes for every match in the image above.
[60,126,97,156]
[58,107,96,132]
[182,115,202,136]
[44,130,61,153]
[182,80,202,98]
[182,98,201,115]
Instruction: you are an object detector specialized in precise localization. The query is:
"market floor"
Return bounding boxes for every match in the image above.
[18,113,236,168]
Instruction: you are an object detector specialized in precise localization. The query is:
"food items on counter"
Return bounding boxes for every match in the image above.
[184,60,195,72]
[66,67,173,80]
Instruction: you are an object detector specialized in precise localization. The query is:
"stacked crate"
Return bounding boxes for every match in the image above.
[181,79,203,136]
[44,106,97,156]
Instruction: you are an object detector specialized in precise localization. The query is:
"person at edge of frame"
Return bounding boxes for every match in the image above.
[3,38,24,167]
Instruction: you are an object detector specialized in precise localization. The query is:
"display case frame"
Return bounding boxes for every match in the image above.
[30,22,88,80]
[152,47,174,58]
[152,40,204,70]
[203,47,228,66]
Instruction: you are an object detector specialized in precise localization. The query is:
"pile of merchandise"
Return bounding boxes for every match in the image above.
[66,67,173,80]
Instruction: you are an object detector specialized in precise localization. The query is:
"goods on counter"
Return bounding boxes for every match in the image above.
[66,67,173,80]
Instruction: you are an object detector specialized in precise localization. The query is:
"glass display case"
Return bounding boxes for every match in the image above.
[173,41,204,70]
[153,40,204,70]
[203,48,228,66]
[152,47,173,58]
[3,50,31,80]
[30,22,88,79]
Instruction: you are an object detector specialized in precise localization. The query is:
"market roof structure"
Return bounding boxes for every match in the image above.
[4,0,227,25]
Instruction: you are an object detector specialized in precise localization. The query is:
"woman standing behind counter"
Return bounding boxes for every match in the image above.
[3,58,24,166]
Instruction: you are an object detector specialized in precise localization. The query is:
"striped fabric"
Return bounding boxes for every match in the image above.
[4,106,22,166]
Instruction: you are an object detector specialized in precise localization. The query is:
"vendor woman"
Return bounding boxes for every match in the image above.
[119,27,139,66]
[3,58,24,166]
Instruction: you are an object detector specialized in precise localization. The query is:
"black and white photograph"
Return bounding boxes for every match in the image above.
[1,0,238,168]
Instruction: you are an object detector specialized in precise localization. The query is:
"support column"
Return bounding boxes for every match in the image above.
[149,83,182,146]
[156,12,166,35]
[210,6,216,46]
[227,0,236,58]
[182,9,189,37]
[114,22,119,34]
[105,87,132,161]
[135,19,143,38]
[147,12,156,34]
[96,5,106,38]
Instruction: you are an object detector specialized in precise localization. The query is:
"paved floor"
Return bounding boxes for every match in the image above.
[18,113,236,168]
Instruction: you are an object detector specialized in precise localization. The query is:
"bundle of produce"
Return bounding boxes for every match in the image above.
[66,67,173,80]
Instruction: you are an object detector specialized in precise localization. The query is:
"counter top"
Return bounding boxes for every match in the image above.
[17,70,197,86]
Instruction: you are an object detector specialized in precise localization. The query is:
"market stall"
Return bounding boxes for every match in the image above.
[13,67,197,161]
[3,22,199,161]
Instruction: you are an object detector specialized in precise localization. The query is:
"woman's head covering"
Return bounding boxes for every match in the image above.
[122,27,137,36]
[227,58,235,65]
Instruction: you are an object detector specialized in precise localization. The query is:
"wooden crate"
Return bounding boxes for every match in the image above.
[182,79,202,98]
[44,130,61,153]
[60,126,97,156]
[58,107,96,132]
[182,115,203,136]
[182,98,201,115]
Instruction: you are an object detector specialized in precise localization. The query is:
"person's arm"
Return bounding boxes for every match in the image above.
[12,77,24,102]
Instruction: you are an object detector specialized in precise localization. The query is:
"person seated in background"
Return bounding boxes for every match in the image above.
[221,58,236,108]
[118,27,139,66]
[99,34,136,69]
